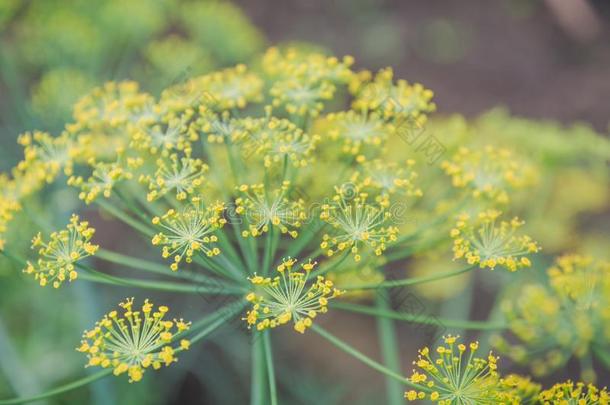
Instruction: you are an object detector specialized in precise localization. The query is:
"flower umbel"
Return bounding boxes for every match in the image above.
[441,145,535,204]
[320,189,398,262]
[244,258,344,333]
[451,209,539,271]
[143,154,208,201]
[235,182,306,238]
[152,198,226,271]
[539,380,609,405]
[24,214,98,288]
[405,335,501,404]
[77,298,191,383]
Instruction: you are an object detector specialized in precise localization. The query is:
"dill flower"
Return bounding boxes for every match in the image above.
[143,154,208,201]
[71,81,155,133]
[404,335,502,404]
[353,159,422,202]
[151,198,226,271]
[539,381,609,405]
[167,64,263,112]
[450,209,539,271]
[244,258,344,333]
[17,131,77,182]
[441,146,535,204]
[68,158,133,204]
[262,47,354,83]
[320,110,391,157]
[270,78,335,117]
[130,113,197,156]
[352,67,435,120]
[235,182,306,238]
[495,255,610,380]
[498,374,542,404]
[24,214,98,288]
[262,48,354,118]
[239,113,320,168]
[320,189,398,262]
[199,110,247,144]
[77,298,191,383]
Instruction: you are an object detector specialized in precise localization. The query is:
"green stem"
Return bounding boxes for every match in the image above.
[262,331,278,405]
[262,227,274,276]
[311,324,422,391]
[0,370,112,405]
[340,266,475,290]
[250,334,266,405]
[96,248,218,284]
[331,302,507,330]
[375,291,403,405]
[311,250,350,278]
[77,264,245,295]
[96,199,155,237]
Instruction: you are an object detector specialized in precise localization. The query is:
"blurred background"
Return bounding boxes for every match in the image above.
[1,0,609,404]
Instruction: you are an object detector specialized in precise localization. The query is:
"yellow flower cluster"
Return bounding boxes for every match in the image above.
[78,298,191,383]
[441,145,535,204]
[262,47,355,117]
[152,198,226,271]
[352,67,436,120]
[244,258,343,333]
[495,255,610,380]
[450,209,539,271]
[24,214,98,288]
[539,381,609,405]
[68,157,133,204]
[320,189,398,262]
[405,335,503,403]
[142,154,208,201]
[235,182,306,238]
[17,130,78,182]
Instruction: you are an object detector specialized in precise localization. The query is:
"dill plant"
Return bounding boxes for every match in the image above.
[0,46,609,405]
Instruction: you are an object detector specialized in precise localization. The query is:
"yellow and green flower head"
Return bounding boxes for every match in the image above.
[352,159,422,203]
[239,112,320,168]
[24,214,98,288]
[495,255,610,381]
[450,209,539,271]
[17,130,78,182]
[70,81,155,134]
[262,47,355,84]
[404,336,502,404]
[197,64,263,110]
[152,198,226,271]
[539,381,609,405]
[320,188,398,262]
[130,112,198,156]
[77,298,191,383]
[352,67,436,120]
[319,110,391,158]
[68,156,134,204]
[262,47,355,118]
[235,181,306,238]
[441,145,536,204]
[244,258,344,333]
[142,153,208,201]
[498,374,542,404]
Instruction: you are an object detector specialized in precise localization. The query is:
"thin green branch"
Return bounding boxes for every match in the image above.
[251,334,266,405]
[77,264,246,295]
[0,370,112,405]
[332,302,506,330]
[375,291,403,405]
[262,331,278,405]
[311,324,422,391]
[340,266,475,290]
